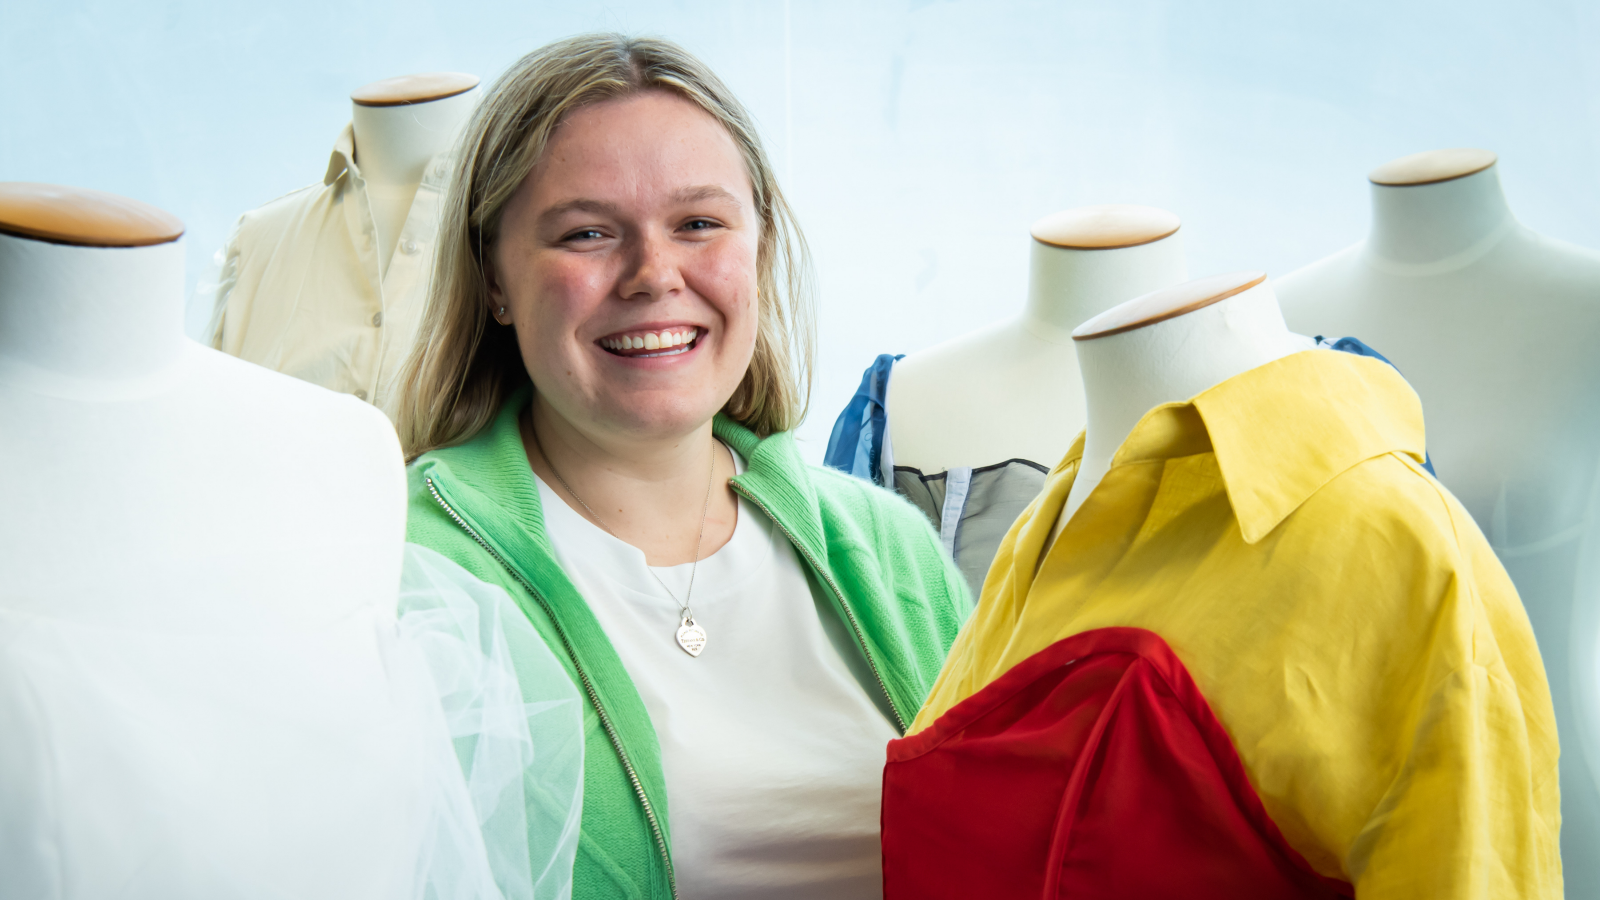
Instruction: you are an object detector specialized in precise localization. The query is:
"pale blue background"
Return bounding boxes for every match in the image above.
[4,0,1600,457]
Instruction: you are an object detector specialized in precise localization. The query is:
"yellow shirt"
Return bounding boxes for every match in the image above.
[916,349,1561,898]
[208,124,449,421]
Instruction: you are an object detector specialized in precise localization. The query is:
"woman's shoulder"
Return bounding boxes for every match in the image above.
[402,461,537,607]
[799,457,975,656]
[804,461,958,576]
[403,438,508,559]
[404,448,465,521]
[808,459,928,523]
[722,416,938,538]
[405,460,482,553]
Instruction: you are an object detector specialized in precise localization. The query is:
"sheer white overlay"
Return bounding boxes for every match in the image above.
[0,543,582,900]
[399,543,585,900]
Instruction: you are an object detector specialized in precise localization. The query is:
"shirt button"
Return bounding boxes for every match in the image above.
[354,389,367,401]
[401,240,419,254]
[372,311,384,326]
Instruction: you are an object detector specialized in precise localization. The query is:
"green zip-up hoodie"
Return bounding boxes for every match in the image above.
[405,388,972,900]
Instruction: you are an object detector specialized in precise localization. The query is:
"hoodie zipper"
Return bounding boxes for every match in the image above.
[728,482,908,734]
[424,476,678,898]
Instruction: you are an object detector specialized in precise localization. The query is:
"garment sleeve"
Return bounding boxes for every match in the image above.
[1349,624,1560,898]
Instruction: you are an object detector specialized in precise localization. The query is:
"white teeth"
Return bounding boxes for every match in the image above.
[602,328,697,353]
[638,344,691,358]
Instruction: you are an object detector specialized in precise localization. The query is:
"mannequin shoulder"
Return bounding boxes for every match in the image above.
[892,319,1075,405]
[888,320,1084,472]
[1516,230,1600,299]
[183,345,405,491]
[1273,243,1366,322]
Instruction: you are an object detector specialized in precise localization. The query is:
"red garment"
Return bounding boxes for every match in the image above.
[881,627,1352,899]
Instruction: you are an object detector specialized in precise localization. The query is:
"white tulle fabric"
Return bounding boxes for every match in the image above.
[398,543,585,900]
[0,543,582,900]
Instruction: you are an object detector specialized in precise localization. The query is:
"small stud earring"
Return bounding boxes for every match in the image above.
[498,306,506,318]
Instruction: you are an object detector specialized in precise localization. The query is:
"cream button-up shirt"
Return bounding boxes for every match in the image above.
[209,124,450,421]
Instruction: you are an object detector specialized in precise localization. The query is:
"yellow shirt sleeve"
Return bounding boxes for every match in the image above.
[1350,528,1561,898]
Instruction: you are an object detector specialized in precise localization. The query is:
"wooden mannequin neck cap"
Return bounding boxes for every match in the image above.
[1073,271,1266,341]
[0,182,184,248]
[351,72,480,107]
[1030,204,1181,250]
[1369,148,1497,187]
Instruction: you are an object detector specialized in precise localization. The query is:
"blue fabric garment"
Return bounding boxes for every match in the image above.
[938,467,973,560]
[824,353,903,487]
[1316,335,1437,476]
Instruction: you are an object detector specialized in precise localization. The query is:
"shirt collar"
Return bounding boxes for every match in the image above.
[324,123,359,186]
[324,122,459,189]
[1059,349,1428,544]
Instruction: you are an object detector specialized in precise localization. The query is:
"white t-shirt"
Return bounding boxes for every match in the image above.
[535,448,898,899]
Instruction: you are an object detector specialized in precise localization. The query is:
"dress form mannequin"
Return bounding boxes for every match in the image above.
[350,72,478,276]
[889,205,1188,472]
[1059,272,1309,531]
[0,184,427,898]
[1276,149,1600,894]
[209,72,479,419]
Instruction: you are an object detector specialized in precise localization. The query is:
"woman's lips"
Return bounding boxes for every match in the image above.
[598,326,701,358]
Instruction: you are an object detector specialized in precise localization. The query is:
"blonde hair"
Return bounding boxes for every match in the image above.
[398,33,814,459]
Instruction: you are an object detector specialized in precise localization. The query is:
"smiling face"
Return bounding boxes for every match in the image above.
[487,89,761,446]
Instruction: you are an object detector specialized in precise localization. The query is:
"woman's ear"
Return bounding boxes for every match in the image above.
[483,258,510,325]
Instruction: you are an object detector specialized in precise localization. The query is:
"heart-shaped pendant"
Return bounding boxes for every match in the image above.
[676,615,707,658]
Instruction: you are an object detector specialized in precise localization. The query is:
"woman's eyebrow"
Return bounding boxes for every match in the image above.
[538,198,620,225]
[673,184,741,205]
[536,186,738,226]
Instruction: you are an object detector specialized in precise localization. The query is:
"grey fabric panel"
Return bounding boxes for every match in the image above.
[892,460,1050,599]
[892,468,943,526]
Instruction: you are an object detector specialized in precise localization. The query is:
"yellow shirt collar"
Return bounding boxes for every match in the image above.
[1055,349,1428,543]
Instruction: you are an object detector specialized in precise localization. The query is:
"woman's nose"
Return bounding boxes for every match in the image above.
[618,231,686,302]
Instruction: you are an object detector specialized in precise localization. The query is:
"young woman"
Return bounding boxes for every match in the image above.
[397,34,970,900]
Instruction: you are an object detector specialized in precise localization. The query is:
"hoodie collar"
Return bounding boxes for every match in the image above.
[418,385,822,556]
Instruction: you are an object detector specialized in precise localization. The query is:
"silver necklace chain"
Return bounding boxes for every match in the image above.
[528,415,717,656]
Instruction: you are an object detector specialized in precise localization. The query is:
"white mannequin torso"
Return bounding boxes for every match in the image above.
[1058,272,1310,534]
[888,206,1187,473]
[350,73,477,276]
[1276,149,1600,895]
[0,189,423,898]
[1276,154,1600,523]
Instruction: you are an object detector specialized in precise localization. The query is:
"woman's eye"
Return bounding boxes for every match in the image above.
[564,229,605,242]
[682,219,719,232]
